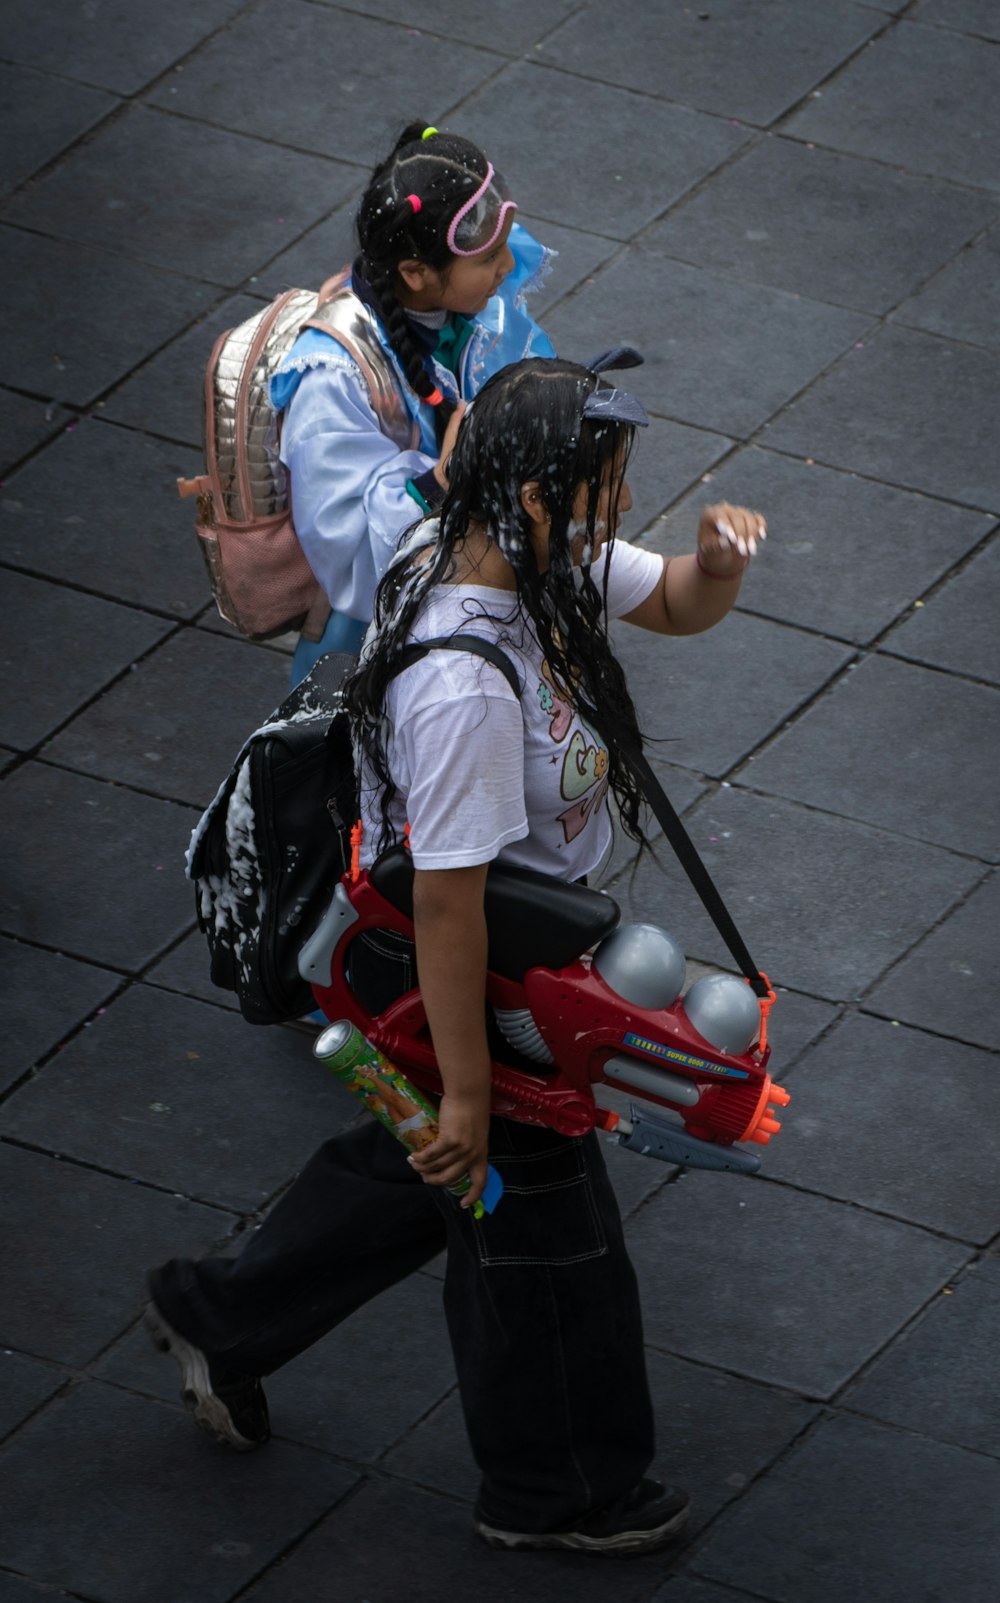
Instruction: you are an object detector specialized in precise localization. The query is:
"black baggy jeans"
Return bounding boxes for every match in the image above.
[149,936,655,1531]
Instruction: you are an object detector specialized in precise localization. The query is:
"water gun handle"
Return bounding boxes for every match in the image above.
[313,1021,503,1218]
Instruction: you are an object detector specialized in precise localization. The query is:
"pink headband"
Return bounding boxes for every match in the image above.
[446,161,518,257]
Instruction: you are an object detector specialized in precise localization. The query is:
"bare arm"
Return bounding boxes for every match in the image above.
[622,502,766,636]
[407,863,493,1208]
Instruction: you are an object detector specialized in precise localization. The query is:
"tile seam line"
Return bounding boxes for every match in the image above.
[0,1131,262,1219]
[129,63,513,161]
[535,0,918,143]
[302,0,592,58]
[818,1252,1000,1411]
[836,1398,1000,1466]
[0,1567,98,1603]
[627,231,1000,322]
[0,214,265,299]
[18,751,228,816]
[736,444,1000,521]
[748,1167,995,1248]
[0,613,194,761]
[702,772,996,870]
[0,0,270,201]
[0,562,206,627]
[773,127,1000,203]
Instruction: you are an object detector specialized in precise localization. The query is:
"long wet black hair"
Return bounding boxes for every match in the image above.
[356,122,498,447]
[343,357,649,853]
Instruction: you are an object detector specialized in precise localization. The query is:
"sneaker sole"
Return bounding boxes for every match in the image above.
[144,1304,262,1452]
[475,1501,691,1557]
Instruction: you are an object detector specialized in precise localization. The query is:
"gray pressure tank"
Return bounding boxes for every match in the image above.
[592,923,686,1010]
[681,973,760,1055]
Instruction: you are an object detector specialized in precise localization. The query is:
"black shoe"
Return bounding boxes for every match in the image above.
[475,1477,691,1557]
[145,1302,270,1451]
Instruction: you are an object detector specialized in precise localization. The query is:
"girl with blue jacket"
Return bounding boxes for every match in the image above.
[268,121,556,685]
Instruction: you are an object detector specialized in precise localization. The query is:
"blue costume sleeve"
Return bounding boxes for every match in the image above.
[277,356,435,620]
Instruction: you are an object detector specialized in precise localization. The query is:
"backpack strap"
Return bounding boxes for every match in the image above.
[580,699,770,998]
[390,634,523,699]
[304,280,419,452]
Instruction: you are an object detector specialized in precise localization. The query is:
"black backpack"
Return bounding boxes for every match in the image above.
[186,639,521,1025]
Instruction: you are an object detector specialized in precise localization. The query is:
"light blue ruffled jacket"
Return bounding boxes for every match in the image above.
[269,224,556,628]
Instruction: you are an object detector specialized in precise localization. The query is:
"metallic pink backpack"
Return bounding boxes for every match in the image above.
[178,271,416,640]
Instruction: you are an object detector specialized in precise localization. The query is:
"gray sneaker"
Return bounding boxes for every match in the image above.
[145,1302,270,1451]
[475,1478,691,1556]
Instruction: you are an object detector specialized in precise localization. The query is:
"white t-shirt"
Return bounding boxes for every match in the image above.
[358,538,664,881]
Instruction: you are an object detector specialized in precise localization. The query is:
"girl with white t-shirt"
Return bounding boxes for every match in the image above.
[147,357,765,1558]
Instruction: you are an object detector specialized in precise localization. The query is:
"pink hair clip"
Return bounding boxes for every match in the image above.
[446,161,517,257]
[405,194,422,214]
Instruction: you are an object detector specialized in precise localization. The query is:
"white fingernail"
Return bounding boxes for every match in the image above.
[716,519,735,540]
[748,536,757,555]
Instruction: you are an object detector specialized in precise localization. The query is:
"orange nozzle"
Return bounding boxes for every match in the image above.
[349,820,363,884]
[769,1084,791,1108]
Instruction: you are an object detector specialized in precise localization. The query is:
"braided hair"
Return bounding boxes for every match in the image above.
[356,122,497,447]
[344,357,649,854]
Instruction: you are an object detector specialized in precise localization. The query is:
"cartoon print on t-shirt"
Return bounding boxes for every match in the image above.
[537,662,610,844]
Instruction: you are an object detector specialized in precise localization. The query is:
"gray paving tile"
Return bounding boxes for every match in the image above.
[0,388,71,476]
[692,1412,1000,1602]
[0,1382,358,1603]
[0,764,198,971]
[896,222,1000,350]
[101,1272,455,1462]
[643,137,996,313]
[912,0,1000,38]
[622,419,735,547]
[544,0,881,123]
[630,1172,969,1396]
[0,1572,73,1603]
[866,870,999,1049]
[0,570,170,751]
[610,789,982,1000]
[612,609,851,776]
[457,63,748,239]
[250,191,363,300]
[742,654,1000,861]
[101,292,265,445]
[764,1013,1000,1242]
[650,1581,763,1603]
[846,1257,1000,1453]
[44,629,294,807]
[884,535,1000,684]
[0,1142,231,1365]
[1,984,357,1213]
[0,1352,65,1443]
[546,250,870,437]
[0,226,216,407]
[145,928,243,1011]
[326,0,578,53]
[5,107,349,285]
[646,447,995,645]
[515,215,622,318]
[1,937,120,1094]
[238,1476,667,1603]
[151,0,501,162]
[762,325,1000,509]
[0,63,118,200]
[786,20,1000,192]
[1,420,208,616]
[601,1123,677,1217]
[1,0,247,95]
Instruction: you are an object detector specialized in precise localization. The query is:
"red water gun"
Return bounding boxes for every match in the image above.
[299,844,788,1176]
